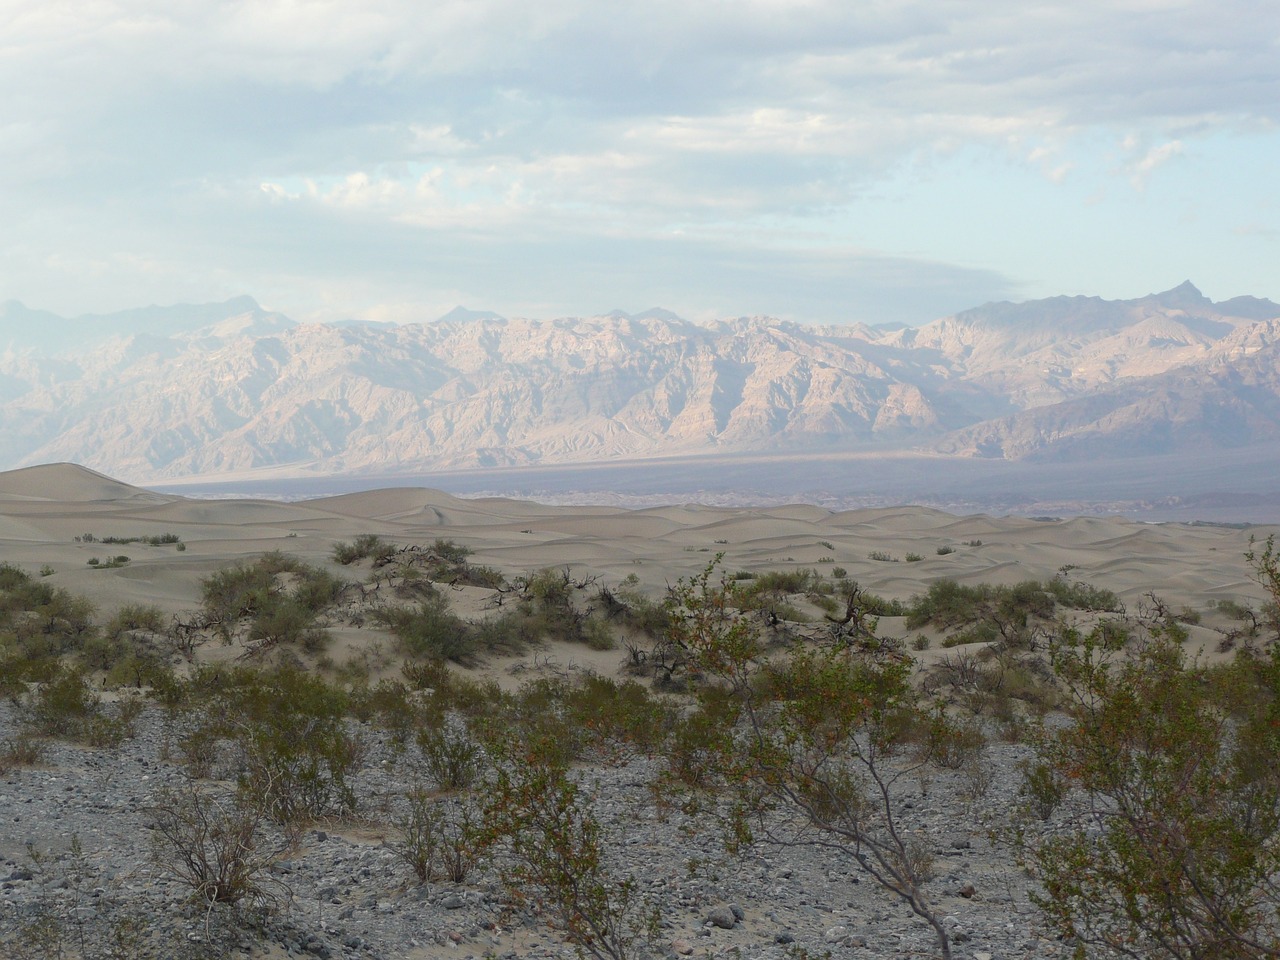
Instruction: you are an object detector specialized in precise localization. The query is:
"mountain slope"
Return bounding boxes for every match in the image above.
[0,285,1276,481]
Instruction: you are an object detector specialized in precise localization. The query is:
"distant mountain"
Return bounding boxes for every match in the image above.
[0,285,1276,481]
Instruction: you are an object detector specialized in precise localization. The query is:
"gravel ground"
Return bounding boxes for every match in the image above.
[0,700,1077,960]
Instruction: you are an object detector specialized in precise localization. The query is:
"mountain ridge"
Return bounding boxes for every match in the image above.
[0,286,1276,482]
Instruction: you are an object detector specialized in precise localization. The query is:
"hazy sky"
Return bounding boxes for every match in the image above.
[2,1,1277,325]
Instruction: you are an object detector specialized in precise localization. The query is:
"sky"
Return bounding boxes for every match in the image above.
[1,0,1277,327]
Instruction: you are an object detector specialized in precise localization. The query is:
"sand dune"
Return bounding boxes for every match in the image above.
[0,463,1276,629]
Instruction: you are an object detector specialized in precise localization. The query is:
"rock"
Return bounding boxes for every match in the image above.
[706,906,737,929]
[672,937,694,955]
[958,883,977,898]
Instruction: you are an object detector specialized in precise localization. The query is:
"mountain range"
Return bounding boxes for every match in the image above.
[1,282,1277,485]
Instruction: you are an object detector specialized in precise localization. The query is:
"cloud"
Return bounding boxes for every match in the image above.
[0,0,1276,320]
[1123,138,1185,187]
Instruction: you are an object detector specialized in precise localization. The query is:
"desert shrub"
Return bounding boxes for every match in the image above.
[0,734,44,774]
[248,599,329,652]
[149,779,290,907]
[0,569,96,661]
[174,714,224,779]
[390,787,484,884]
[290,569,346,613]
[1175,605,1202,625]
[521,567,584,638]
[563,675,674,757]
[374,592,477,662]
[581,616,616,651]
[909,578,1056,649]
[417,722,485,792]
[1019,760,1066,821]
[831,565,848,579]
[350,678,430,745]
[661,687,738,790]
[905,552,924,562]
[609,583,669,637]
[1214,598,1257,622]
[84,695,144,749]
[104,603,167,638]
[936,545,955,556]
[660,557,954,958]
[98,533,181,546]
[739,568,817,598]
[201,552,344,651]
[868,550,897,562]
[920,707,986,770]
[481,761,659,960]
[431,538,472,564]
[332,533,395,565]
[1045,575,1123,612]
[474,680,583,770]
[1030,626,1280,958]
[201,557,286,627]
[21,666,101,738]
[183,664,362,824]
[909,578,983,629]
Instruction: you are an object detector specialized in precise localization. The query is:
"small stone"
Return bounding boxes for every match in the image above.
[443,894,466,910]
[728,903,745,921]
[672,938,694,955]
[775,932,795,944]
[957,883,977,898]
[975,953,993,960]
[824,925,849,943]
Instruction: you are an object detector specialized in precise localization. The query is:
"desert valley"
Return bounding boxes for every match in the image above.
[1,461,1278,959]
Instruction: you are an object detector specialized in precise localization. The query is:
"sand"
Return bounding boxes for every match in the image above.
[2,462,1276,665]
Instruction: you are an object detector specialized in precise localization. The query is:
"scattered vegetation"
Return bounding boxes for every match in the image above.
[7,527,1280,960]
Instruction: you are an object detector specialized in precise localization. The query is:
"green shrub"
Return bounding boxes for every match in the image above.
[390,788,483,884]
[1031,627,1280,958]
[1019,760,1066,821]
[105,604,167,638]
[481,762,659,960]
[431,538,473,564]
[22,667,100,738]
[417,723,485,792]
[375,593,477,662]
[332,533,396,565]
[936,545,955,556]
[182,664,362,824]
[201,552,343,650]
[1045,575,1123,612]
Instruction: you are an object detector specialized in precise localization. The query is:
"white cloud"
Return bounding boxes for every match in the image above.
[1124,138,1185,188]
[1,0,1277,320]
